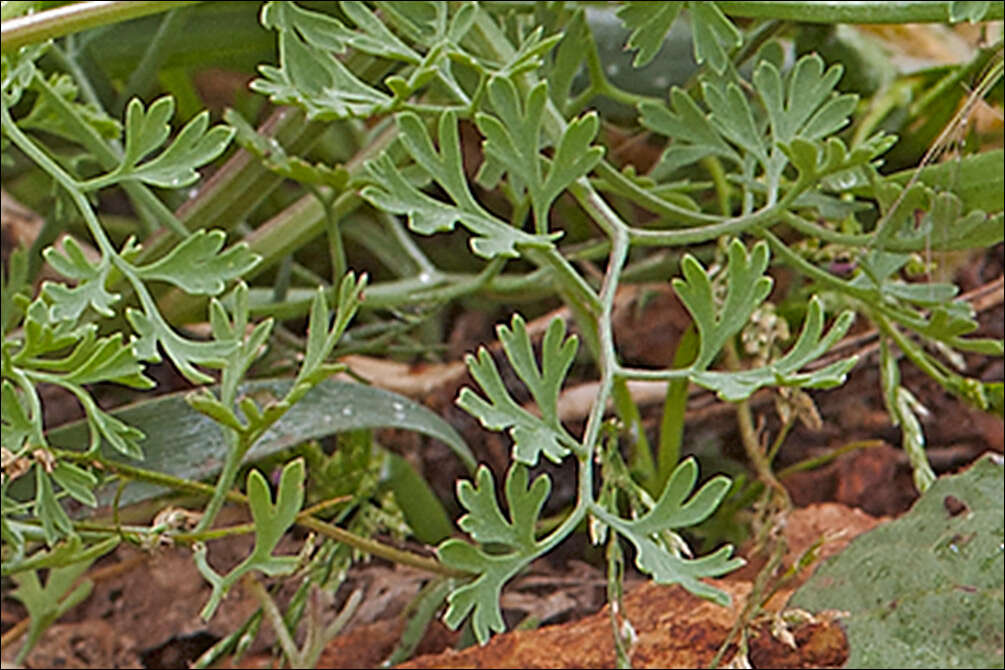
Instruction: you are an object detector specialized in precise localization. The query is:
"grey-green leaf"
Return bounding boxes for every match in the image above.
[688,2,741,74]
[616,2,684,68]
[789,454,1004,668]
[136,230,259,296]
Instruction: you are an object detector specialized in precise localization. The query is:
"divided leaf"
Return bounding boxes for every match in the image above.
[754,54,855,145]
[252,11,393,120]
[254,0,462,119]
[438,464,550,644]
[42,239,117,321]
[105,97,234,189]
[361,112,560,258]
[689,2,742,74]
[456,464,550,550]
[643,53,861,180]
[673,239,773,370]
[297,272,366,384]
[126,307,236,385]
[617,2,684,68]
[640,88,742,175]
[10,560,96,663]
[136,230,259,296]
[692,298,858,401]
[456,316,578,466]
[436,543,519,644]
[476,76,604,231]
[862,181,1004,253]
[595,458,744,606]
[618,2,739,73]
[783,133,897,182]
[196,459,305,621]
[60,332,154,389]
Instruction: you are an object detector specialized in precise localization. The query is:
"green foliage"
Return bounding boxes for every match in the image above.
[362,111,561,258]
[674,240,774,370]
[596,459,744,602]
[35,377,473,510]
[92,96,234,190]
[137,230,258,296]
[1,1,1001,665]
[194,459,306,620]
[475,76,604,231]
[790,454,1004,668]
[253,2,394,119]
[437,464,551,643]
[17,72,121,141]
[226,108,348,187]
[618,2,740,73]
[642,52,866,185]
[457,316,579,467]
[11,559,98,663]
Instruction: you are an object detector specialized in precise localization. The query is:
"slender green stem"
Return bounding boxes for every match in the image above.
[193,439,247,533]
[765,413,794,465]
[871,312,948,386]
[2,98,193,377]
[776,439,886,479]
[378,210,439,275]
[58,445,463,576]
[296,515,467,577]
[114,8,186,114]
[1,1,202,54]
[617,366,693,382]
[595,161,721,224]
[717,1,1002,24]
[702,156,733,217]
[629,172,812,246]
[243,575,301,664]
[57,448,246,503]
[407,257,507,305]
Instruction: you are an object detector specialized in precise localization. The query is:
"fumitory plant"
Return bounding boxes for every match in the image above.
[1,0,1002,665]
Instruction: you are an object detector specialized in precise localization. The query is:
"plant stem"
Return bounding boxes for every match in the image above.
[717,1,1003,24]
[1,1,202,54]
[113,8,186,114]
[243,574,301,664]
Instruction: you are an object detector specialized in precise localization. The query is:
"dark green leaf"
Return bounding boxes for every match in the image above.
[30,379,474,510]
[385,452,453,544]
